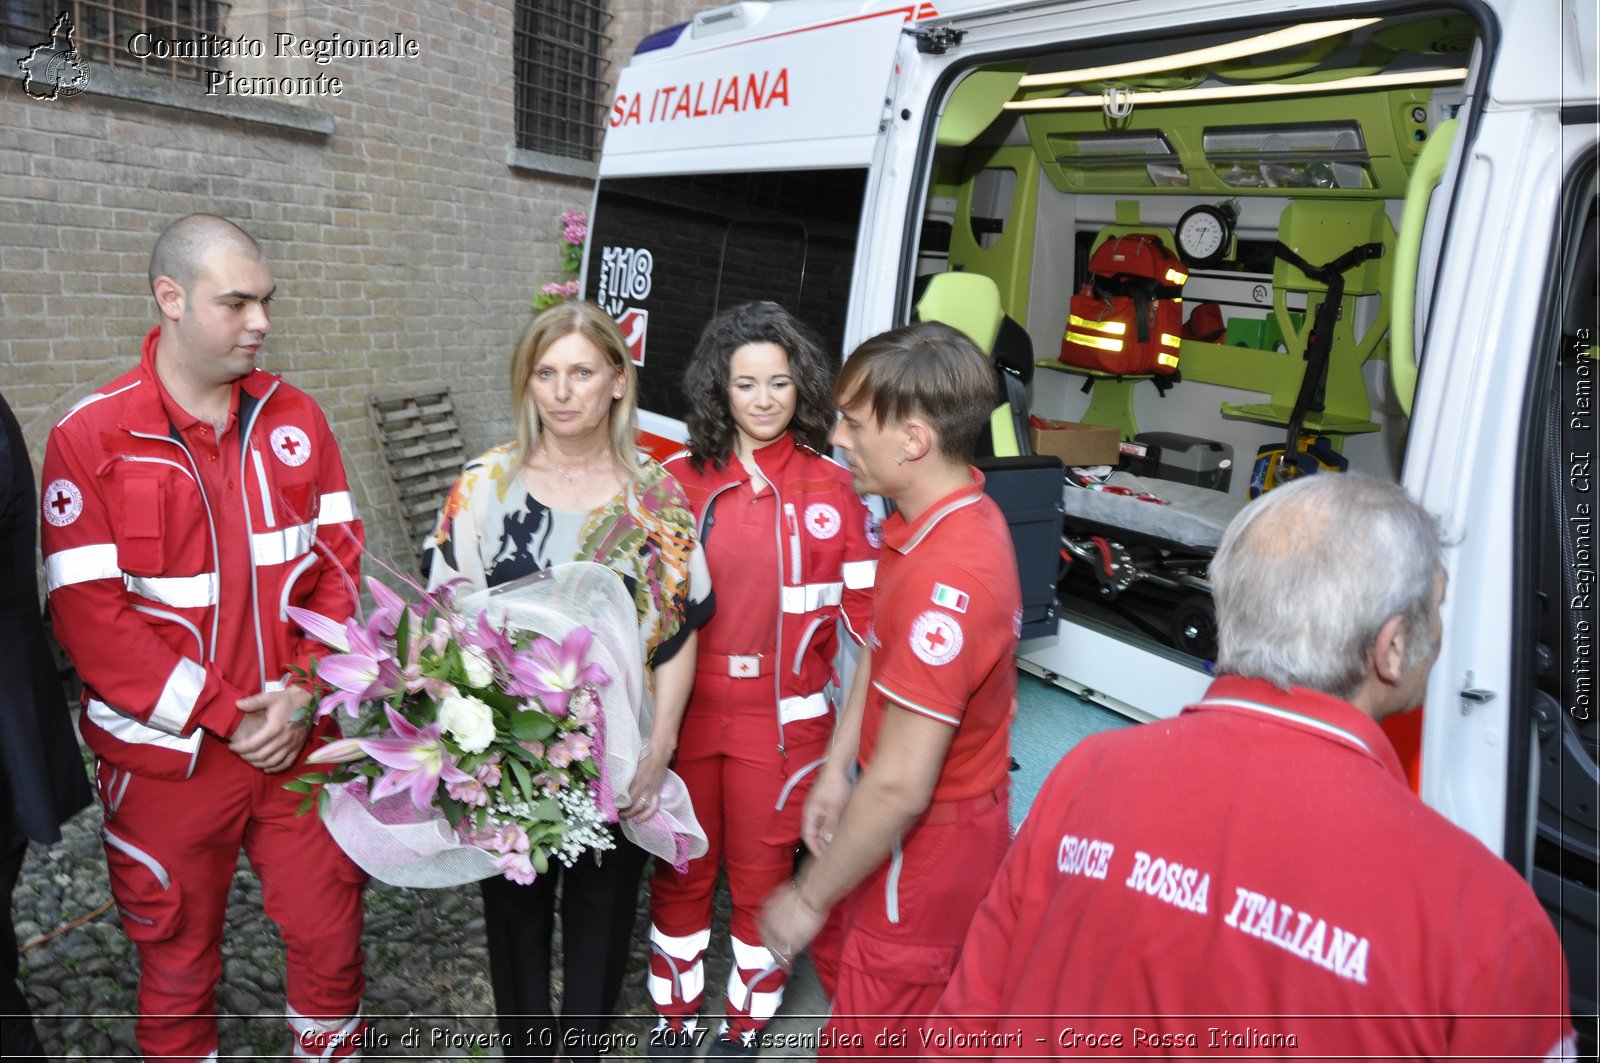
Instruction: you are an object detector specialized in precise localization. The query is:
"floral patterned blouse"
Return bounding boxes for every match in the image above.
[424,443,710,665]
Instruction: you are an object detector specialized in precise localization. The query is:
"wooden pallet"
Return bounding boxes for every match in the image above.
[367,388,466,573]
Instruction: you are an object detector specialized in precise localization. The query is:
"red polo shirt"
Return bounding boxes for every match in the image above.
[933,673,1575,1059]
[859,469,1020,803]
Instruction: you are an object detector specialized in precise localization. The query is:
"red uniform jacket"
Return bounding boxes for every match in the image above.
[664,436,876,752]
[41,329,363,780]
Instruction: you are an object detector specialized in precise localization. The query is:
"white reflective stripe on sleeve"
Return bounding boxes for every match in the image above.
[649,924,712,961]
[318,490,357,525]
[125,573,218,608]
[149,657,207,734]
[648,965,705,1008]
[252,519,316,567]
[44,543,121,592]
[86,698,204,756]
[842,559,876,589]
[780,581,843,614]
[778,692,829,725]
[278,551,319,621]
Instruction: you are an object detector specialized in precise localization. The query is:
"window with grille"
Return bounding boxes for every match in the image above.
[2,0,232,83]
[514,0,612,161]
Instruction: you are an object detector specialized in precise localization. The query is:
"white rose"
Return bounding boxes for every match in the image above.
[460,646,496,688]
[439,693,496,754]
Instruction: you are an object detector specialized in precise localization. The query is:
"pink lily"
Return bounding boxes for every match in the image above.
[287,605,353,653]
[464,612,516,671]
[306,736,368,764]
[363,705,473,812]
[506,628,610,715]
[315,650,404,720]
[365,576,409,638]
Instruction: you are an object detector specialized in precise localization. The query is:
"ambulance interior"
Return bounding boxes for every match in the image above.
[908,10,1478,669]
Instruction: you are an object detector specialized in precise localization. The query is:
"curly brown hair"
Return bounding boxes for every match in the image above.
[681,301,837,471]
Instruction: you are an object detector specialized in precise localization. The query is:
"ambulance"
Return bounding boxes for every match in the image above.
[584,0,1597,1040]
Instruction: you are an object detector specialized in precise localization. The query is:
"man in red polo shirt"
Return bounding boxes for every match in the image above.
[762,321,1021,1056]
[931,474,1576,1060]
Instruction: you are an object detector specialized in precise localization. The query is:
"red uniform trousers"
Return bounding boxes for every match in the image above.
[97,736,367,1062]
[649,670,833,1039]
[822,786,1010,1060]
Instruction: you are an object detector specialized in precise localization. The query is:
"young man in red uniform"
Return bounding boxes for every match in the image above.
[762,321,1021,1056]
[40,215,369,1061]
[932,474,1576,1060]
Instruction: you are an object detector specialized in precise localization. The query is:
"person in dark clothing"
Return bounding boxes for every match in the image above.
[1,390,93,1058]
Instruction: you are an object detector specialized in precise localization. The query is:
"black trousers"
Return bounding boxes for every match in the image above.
[481,830,649,1063]
[2,841,46,1059]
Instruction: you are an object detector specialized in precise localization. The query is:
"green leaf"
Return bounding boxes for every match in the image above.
[506,756,533,801]
[509,712,557,743]
[297,795,316,817]
[395,606,411,671]
[530,796,562,822]
[479,689,520,714]
[297,772,335,786]
[532,848,549,875]
[282,778,314,794]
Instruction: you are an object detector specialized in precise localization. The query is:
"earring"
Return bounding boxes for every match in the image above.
[896,456,907,466]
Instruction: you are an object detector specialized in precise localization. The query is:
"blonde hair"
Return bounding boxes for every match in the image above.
[509,300,642,483]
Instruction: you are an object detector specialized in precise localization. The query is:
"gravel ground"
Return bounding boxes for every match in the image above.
[14,794,828,1061]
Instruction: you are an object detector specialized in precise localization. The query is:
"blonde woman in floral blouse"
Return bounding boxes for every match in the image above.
[426,300,711,1063]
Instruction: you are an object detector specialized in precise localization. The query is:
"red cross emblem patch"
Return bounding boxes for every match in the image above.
[804,502,840,540]
[43,478,83,527]
[270,425,312,467]
[909,609,963,666]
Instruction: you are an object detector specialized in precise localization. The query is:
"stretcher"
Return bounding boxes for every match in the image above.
[1056,470,1250,659]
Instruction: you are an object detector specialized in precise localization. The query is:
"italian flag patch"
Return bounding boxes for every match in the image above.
[931,583,969,613]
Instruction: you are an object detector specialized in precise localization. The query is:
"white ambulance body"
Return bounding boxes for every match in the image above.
[588,0,1597,1036]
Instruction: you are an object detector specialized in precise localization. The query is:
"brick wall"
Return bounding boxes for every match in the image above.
[1,0,711,571]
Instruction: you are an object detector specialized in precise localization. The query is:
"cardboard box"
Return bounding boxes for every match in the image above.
[1028,418,1120,466]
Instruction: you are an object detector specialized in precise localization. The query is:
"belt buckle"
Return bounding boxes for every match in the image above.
[728,654,761,678]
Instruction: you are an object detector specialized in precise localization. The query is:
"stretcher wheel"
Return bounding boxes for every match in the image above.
[1170,595,1217,658]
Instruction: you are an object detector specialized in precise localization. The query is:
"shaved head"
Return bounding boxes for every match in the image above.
[148,213,263,295]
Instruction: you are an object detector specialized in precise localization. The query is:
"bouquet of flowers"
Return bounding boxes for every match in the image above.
[289,561,703,887]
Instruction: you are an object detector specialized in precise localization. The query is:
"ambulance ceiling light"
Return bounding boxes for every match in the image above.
[634,22,687,55]
[1003,67,1469,112]
[1018,18,1380,89]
